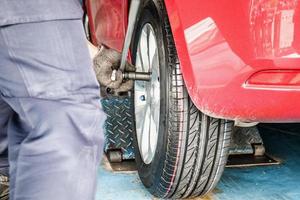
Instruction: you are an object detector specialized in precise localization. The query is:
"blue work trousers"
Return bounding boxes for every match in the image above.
[0,19,105,200]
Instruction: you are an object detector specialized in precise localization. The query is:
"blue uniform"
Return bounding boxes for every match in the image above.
[0,1,105,199]
[0,0,83,26]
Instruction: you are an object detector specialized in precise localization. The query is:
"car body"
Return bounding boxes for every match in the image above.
[86,0,300,123]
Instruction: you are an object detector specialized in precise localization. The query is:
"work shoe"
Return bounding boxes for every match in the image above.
[0,174,9,200]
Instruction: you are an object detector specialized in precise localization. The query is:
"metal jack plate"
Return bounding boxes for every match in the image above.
[101,97,135,161]
[227,127,280,167]
[226,154,280,168]
[102,99,281,170]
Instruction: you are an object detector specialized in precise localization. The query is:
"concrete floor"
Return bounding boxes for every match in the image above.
[96,124,300,200]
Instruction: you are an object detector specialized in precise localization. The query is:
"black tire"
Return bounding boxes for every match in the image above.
[131,1,233,199]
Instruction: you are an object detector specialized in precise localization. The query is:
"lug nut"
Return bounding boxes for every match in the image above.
[140,95,146,101]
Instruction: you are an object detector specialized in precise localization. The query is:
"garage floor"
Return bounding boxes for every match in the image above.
[96,124,300,200]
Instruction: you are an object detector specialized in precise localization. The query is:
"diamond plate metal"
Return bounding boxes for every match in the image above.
[101,97,135,160]
[229,126,263,155]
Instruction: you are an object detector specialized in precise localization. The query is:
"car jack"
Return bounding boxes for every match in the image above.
[226,126,280,168]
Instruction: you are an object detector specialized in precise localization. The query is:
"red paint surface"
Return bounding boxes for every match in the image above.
[87,0,300,122]
[247,69,300,86]
[85,0,128,51]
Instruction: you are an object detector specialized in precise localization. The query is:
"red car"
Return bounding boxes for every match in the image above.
[85,0,300,198]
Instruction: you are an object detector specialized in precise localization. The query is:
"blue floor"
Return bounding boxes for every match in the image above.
[96,124,300,200]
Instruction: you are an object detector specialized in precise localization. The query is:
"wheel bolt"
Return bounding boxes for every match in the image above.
[140,95,146,101]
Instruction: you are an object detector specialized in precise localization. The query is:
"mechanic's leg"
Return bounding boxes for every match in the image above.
[0,98,13,176]
[0,20,105,200]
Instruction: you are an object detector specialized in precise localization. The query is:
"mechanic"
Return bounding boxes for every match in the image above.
[0,1,122,199]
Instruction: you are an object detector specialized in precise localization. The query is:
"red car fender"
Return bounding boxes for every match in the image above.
[164,0,300,122]
[86,0,300,122]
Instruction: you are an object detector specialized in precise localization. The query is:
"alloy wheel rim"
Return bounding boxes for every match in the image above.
[134,23,160,164]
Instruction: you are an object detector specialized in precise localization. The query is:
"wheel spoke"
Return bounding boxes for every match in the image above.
[149,31,158,68]
[136,45,143,72]
[137,42,145,72]
[148,113,152,156]
[140,106,151,160]
[150,113,158,153]
[139,28,150,72]
[146,25,151,70]
[135,82,147,147]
